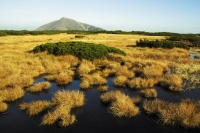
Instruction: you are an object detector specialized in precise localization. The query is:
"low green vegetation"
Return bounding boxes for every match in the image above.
[168,34,200,47]
[1,30,199,37]
[33,41,126,60]
[136,39,189,50]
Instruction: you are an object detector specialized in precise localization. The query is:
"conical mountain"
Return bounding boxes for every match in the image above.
[36,17,104,31]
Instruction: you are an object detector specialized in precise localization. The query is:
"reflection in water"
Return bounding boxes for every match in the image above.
[0,77,199,133]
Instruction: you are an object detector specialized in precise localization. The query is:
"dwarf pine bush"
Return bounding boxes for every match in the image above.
[33,41,126,60]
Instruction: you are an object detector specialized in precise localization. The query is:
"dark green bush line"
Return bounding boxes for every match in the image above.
[1,30,199,37]
[32,41,126,60]
[136,39,189,50]
[168,35,200,47]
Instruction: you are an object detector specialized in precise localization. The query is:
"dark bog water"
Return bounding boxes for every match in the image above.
[0,77,200,133]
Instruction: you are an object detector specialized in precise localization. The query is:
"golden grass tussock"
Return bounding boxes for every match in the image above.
[20,100,52,116]
[93,58,110,68]
[91,73,107,85]
[116,66,135,78]
[0,102,8,113]
[80,73,107,89]
[131,96,141,104]
[55,74,73,85]
[80,80,91,90]
[169,62,200,89]
[143,99,200,128]
[161,74,183,91]
[56,55,80,67]
[97,85,108,92]
[41,104,75,127]
[0,86,24,101]
[78,60,96,76]
[143,65,164,78]
[113,76,128,87]
[44,74,57,81]
[127,78,157,89]
[100,91,139,117]
[26,81,51,92]
[100,68,116,77]
[143,99,165,114]
[52,90,85,108]
[106,61,121,70]
[41,90,85,127]
[140,89,157,98]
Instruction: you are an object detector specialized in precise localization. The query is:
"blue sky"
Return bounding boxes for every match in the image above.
[0,0,200,33]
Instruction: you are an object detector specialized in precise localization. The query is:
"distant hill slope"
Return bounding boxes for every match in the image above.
[36,17,104,31]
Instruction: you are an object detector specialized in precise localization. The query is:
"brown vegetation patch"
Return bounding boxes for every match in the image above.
[140,89,157,98]
[97,85,108,92]
[113,76,128,87]
[26,81,51,92]
[143,99,200,128]
[0,86,24,101]
[161,74,183,91]
[20,100,52,116]
[41,90,85,127]
[101,91,140,117]
[0,102,8,113]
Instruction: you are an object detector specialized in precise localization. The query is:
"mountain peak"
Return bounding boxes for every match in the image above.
[36,18,104,31]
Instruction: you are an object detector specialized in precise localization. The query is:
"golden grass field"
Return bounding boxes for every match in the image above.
[0,33,200,128]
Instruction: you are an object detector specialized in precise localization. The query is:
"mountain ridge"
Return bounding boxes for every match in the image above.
[36,17,104,31]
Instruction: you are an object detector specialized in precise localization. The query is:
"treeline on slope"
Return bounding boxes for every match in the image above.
[32,41,126,60]
[136,39,190,50]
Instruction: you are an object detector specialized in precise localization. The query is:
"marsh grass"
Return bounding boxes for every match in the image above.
[26,81,51,92]
[20,100,52,116]
[97,85,108,92]
[80,73,107,89]
[55,75,73,85]
[127,78,157,89]
[52,90,85,108]
[77,60,96,76]
[0,86,24,101]
[101,91,139,117]
[41,90,85,127]
[116,66,135,78]
[140,89,157,98]
[143,99,200,128]
[41,104,76,127]
[113,76,128,87]
[0,102,8,113]
[1,33,200,128]
[161,74,183,91]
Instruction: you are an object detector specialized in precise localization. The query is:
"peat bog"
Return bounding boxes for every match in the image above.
[0,76,199,133]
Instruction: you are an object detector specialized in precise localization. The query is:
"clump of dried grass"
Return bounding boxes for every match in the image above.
[78,60,96,76]
[0,102,8,113]
[113,76,128,87]
[101,91,139,117]
[55,75,73,85]
[161,74,183,91]
[41,90,85,127]
[140,89,157,98]
[26,81,51,92]
[143,99,200,128]
[20,100,52,116]
[80,73,107,89]
[0,86,24,101]
[127,78,158,89]
[97,85,108,92]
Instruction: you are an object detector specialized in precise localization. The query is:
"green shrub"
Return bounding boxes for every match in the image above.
[168,35,200,47]
[32,41,126,60]
[136,39,189,50]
